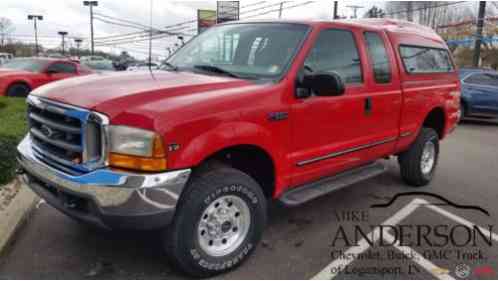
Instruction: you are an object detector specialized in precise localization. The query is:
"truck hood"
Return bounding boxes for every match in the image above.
[32,70,256,117]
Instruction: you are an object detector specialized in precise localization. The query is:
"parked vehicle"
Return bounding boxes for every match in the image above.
[0,52,14,65]
[17,19,460,277]
[82,59,116,73]
[80,55,106,62]
[459,68,498,119]
[0,58,93,97]
[127,62,160,71]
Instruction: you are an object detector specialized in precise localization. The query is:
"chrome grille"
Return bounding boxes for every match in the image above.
[27,96,108,174]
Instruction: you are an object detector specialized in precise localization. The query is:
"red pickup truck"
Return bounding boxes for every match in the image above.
[17,19,460,276]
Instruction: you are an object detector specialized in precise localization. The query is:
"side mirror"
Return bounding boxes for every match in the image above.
[298,71,345,97]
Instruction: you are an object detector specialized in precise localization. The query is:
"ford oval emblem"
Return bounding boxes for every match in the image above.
[40,125,54,138]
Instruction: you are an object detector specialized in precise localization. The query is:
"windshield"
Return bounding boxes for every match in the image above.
[1,59,48,72]
[83,61,115,71]
[168,23,309,79]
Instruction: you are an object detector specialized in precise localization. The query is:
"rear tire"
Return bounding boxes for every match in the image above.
[398,128,439,187]
[163,166,267,277]
[6,83,31,97]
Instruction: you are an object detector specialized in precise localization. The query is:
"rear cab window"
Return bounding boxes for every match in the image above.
[400,45,454,74]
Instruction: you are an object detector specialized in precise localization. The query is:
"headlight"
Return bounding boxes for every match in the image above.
[108,126,167,172]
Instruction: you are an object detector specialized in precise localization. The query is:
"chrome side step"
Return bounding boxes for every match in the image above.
[278,162,387,206]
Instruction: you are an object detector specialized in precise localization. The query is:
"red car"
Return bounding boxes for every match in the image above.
[17,19,460,277]
[0,57,93,97]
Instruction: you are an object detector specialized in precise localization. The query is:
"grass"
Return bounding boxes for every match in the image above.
[0,97,28,185]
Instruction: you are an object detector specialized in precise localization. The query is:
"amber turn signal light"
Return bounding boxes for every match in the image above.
[109,153,167,172]
[109,135,168,172]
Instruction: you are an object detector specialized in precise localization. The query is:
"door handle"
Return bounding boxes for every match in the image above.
[365,97,373,115]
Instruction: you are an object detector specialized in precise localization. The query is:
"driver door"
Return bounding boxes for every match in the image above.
[289,27,373,187]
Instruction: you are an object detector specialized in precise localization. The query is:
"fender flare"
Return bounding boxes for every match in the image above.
[172,121,288,189]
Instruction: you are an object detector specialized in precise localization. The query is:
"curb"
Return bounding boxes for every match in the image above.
[0,178,38,254]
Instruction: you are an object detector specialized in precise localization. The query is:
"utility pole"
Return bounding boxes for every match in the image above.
[83,1,98,55]
[74,38,83,58]
[346,5,363,19]
[473,1,486,68]
[58,31,68,55]
[406,2,414,22]
[148,0,153,70]
[27,15,43,56]
[333,1,339,20]
[278,2,284,19]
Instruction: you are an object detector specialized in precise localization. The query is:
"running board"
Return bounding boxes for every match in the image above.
[278,162,387,207]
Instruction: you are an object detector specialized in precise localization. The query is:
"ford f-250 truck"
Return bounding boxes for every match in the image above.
[17,19,460,277]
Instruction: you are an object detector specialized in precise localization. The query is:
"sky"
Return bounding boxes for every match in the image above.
[2,0,384,59]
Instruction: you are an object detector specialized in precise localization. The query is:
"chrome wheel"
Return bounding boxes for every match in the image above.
[197,195,251,257]
[420,141,436,175]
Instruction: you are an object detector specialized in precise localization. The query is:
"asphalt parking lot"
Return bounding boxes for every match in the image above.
[1,119,497,279]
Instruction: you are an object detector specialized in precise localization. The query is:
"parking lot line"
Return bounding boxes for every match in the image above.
[312,199,420,280]
[311,197,497,280]
[425,203,498,242]
[383,232,454,280]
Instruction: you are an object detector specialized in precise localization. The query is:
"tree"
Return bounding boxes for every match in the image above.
[364,6,385,18]
[0,17,14,46]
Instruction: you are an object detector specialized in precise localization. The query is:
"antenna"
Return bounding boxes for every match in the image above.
[148,0,153,72]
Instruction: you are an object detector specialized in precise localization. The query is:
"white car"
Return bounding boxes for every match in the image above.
[127,62,160,71]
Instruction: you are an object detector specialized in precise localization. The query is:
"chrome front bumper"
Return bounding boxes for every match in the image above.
[17,135,191,229]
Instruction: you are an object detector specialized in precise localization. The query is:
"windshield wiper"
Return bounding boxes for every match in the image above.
[193,65,241,78]
[162,62,178,71]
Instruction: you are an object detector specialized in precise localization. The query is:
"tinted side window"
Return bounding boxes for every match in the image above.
[305,29,363,84]
[400,46,453,74]
[464,73,498,87]
[49,62,76,74]
[364,32,391,83]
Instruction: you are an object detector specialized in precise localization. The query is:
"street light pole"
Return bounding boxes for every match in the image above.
[58,31,68,55]
[333,1,339,20]
[27,14,43,56]
[83,1,98,55]
[74,38,83,58]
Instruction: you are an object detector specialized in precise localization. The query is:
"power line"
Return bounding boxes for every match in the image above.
[95,1,314,50]
[385,1,467,16]
[94,16,148,30]
[94,12,160,31]
[96,1,315,47]
[241,2,286,15]
[241,1,266,9]
[161,1,285,31]
[94,32,189,47]
[244,1,316,19]
[94,30,146,40]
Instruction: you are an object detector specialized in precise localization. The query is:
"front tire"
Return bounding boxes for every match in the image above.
[6,83,31,97]
[398,128,439,187]
[163,166,267,277]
